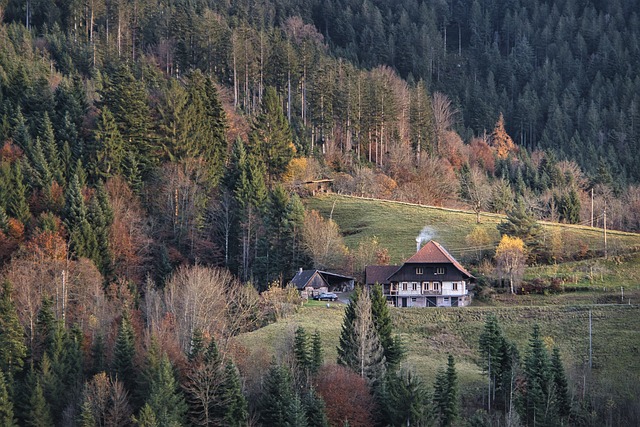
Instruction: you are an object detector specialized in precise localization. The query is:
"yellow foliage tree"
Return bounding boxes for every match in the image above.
[494,235,525,294]
[491,113,516,159]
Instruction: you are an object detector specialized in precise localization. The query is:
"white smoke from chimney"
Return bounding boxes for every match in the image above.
[415,226,436,252]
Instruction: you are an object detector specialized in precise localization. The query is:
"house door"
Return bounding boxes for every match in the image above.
[451,297,459,307]
[401,298,408,307]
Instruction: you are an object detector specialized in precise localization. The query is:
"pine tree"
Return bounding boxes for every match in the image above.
[497,199,543,262]
[78,400,96,427]
[146,354,187,427]
[113,314,136,393]
[187,329,205,362]
[249,86,295,183]
[387,369,433,427]
[294,326,311,373]
[258,364,294,427]
[433,355,458,427]
[0,281,27,381]
[370,284,404,369]
[134,403,159,427]
[40,113,63,184]
[0,369,18,427]
[92,108,125,179]
[551,347,571,420]
[302,387,328,427]
[87,195,113,277]
[65,173,98,260]
[25,137,53,191]
[287,393,308,427]
[520,324,556,426]
[25,380,52,427]
[8,162,30,225]
[338,287,386,388]
[221,361,248,427]
[310,330,323,375]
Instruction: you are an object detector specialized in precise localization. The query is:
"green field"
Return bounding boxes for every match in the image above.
[305,194,640,292]
[235,302,640,402]
[235,194,640,416]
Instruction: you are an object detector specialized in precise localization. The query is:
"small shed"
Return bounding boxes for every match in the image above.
[290,269,355,299]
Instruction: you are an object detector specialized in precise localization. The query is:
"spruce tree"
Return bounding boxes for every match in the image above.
[0,281,27,381]
[187,329,205,362]
[551,347,571,420]
[113,314,136,393]
[40,113,63,184]
[337,286,360,369]
[287,393,308,427]
[146,354,187,427]
[387,369,433,427]
[65,173,98,260]
[294,326,311,373]
[371,284,404,369]
[221,361,248,427]
[520,324,556,426]
[8,162,30,225]
[302,387,329,427]
[25,380,52,427]
[92,108,125,179]
[433,355,458,427]
[87,196,113,277]
[310,330,323,375]
[249,86,295,183]
[134,403,159,427]
[258,364,294,427]
[0,369,18,427]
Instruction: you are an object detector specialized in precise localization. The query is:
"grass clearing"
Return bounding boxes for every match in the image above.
[235,303,640,398]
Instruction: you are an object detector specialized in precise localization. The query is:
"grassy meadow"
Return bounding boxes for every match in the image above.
[234,194,640,413]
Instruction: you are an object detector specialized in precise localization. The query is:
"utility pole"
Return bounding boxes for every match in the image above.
[591,188,594,227]
[589,309,593,373]
[603,206,607,259]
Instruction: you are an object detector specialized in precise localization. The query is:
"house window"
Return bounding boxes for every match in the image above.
[434,282,440,291]
[412,282,418,291]
[435,267,445,275]
[411,298,417,302]
[453,283,458,291]
[416,267,423,275]
[402,282,408,291]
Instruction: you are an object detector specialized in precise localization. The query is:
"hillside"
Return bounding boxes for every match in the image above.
[306,194,640,295]
[235,301,640,416]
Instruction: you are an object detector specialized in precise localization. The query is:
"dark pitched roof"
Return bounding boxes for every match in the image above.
[405,240,474,278]
[290,270,320,288]
[365,265,401,285]
[290,270,355,289]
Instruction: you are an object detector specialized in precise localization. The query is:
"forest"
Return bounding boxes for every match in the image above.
[0,0,638,425]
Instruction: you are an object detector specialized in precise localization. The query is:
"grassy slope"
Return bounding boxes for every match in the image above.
[305,194,640,291]
[235,195,640,405]
[236,302,640,399]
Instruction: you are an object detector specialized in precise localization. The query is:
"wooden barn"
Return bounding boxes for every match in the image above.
[290,269,355,299]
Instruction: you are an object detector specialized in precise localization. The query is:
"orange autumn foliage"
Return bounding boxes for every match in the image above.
[315,365,376,427]
[491,113,517,159]
[0,140,23,163]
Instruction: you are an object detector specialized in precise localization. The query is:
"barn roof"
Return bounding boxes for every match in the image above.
[290,269,355,289]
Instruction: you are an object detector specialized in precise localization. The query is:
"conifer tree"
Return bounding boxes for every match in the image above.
[25,137,53,191]
[294,326,311,372]
[78,400,96,427]
[287,393,309,427]
[187,329,205,362]
[113,314,136,393]
[249,86,295,183]
[146,354,187,427]
[134,404,159,427]
[551,347,571,420]
[0,281,27,381]
[88,195,113,277]
[497,199,543,262]
[40,113,63,184]
[8,162,30,225]
[0,369,18,427]
[491,113,516,159]
[310,330,323,375]
[302,387,329,427]
[92,108,125,179]
[258,364,294,427]
[221,361,248,427]
[65,173,99,260]
[520,324,556,426]
[0,207,9,234]
[387,369,433,427]
[371,284,404,369]
[25,380,52,427]
[433,355,458,427]
[337,287,386,388]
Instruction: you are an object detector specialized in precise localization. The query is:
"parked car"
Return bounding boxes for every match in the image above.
[314,292,338,301]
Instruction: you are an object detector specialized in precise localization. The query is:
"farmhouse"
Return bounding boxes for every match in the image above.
[291,269,355,299]
[365,240,473,307]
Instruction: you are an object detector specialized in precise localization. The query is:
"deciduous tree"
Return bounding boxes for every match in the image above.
[495,235,525,294]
